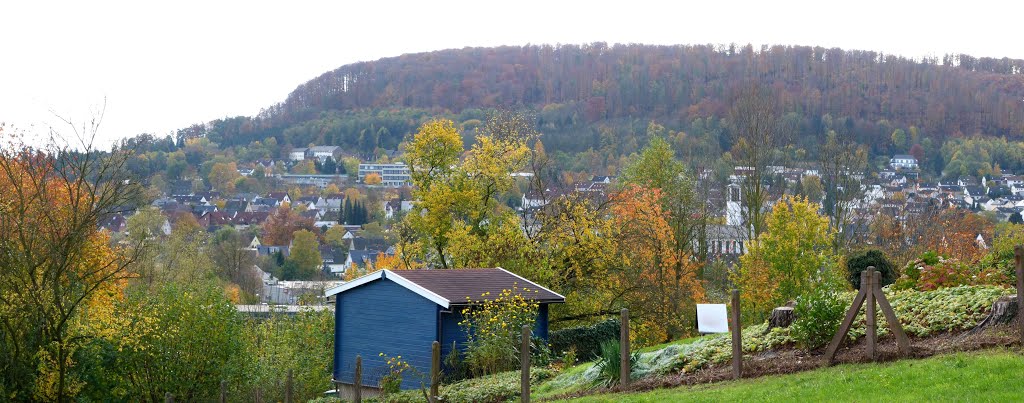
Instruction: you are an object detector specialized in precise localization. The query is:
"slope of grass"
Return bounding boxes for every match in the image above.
[560,349,1024,402]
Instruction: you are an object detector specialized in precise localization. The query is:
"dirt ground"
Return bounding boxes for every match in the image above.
[550,318,1023,400]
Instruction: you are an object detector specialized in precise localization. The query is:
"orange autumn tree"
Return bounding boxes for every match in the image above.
[0,122,142,401]
[612,184,704,344]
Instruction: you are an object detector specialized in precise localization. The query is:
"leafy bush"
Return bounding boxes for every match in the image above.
[790,285,847,350]
[593,339,639,386]
[897,253,1009,291]
[549,318,620,362]
[977,223,1024,281]
[458,287,539,376]
[846,249,896,289]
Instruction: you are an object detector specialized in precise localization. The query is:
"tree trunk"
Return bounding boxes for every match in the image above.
[973,295,1018,331]
[768,307,794,329]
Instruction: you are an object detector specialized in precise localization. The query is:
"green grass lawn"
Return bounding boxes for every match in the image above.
[558,349,1024,402]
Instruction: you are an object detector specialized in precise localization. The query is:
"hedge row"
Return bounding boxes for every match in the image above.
[549,318,620,361]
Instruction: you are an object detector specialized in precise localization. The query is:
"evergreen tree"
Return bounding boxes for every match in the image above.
[322,157,337,174]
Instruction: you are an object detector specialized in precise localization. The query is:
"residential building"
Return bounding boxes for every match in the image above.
[889,154,919,170]
[289,148,308,161]
[308,146,342,162]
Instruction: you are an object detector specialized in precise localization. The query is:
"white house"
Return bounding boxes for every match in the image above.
[289,148,308,161]
[308,146,341,162]
[889,154,919,170]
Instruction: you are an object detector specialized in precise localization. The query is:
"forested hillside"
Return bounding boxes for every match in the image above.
[173,44,1024,162]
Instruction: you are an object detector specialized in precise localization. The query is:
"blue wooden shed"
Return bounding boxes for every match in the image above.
[325,268,565,392]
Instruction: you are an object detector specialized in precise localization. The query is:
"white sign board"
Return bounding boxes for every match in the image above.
[696,304,729,334]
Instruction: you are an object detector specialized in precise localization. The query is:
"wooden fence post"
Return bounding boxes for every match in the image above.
[521,325,531,403]
[865,268,877,361]
[219,380,227,403]
[164,392,174,403]
[1016,245,1023,344]
[731,289,742,380]
[354,355,362,403]
[620,308,630,386]
[285,369,293,403]
[430,341,441,402]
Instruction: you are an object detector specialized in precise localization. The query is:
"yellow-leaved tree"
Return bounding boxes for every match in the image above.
[732,195,840,322]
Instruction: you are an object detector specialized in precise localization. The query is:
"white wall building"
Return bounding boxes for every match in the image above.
[289,148,308,161]
[358,162,412,187]
[889,154,919,170]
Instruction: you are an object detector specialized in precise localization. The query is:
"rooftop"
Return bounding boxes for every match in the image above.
[325,268,565,307]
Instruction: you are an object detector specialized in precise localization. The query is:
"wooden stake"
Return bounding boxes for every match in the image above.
[219,380,227,403]
[285,369,293,403]
[620,308,630,386]
[521,325,531,403]
[825,276,868,365]
[354,355,362,403]
[165,392,174,403]
[430,341,441,402]
[874,272,911,354]
[865,268,877,361]
[731,289,742,380]
[1016,245,1023,344]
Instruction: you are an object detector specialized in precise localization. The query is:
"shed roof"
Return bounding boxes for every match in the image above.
[325,268,565,308]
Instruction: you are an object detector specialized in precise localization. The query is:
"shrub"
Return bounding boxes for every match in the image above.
[593,339,638,387]
[560,347,578,367]
[790,285,847,350]
[442,341,469,383]
[846,249,896,289]
[897,254,1010,291]
[549,318,620,361]
[977,223,1024,281]
[458,287,539,376]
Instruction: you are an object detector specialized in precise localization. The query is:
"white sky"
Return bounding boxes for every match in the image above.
[1,0,1020,147]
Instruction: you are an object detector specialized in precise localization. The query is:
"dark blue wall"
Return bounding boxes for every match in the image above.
[333,278,437,390]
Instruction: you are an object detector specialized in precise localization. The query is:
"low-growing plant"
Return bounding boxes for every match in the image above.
[560,346,578,367]
[594,339,638,386]
[377,353,412,395]
[790,285,846,350]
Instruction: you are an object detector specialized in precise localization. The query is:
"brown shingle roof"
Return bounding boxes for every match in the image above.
[393,268,564,305]
[325,268,566,307]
